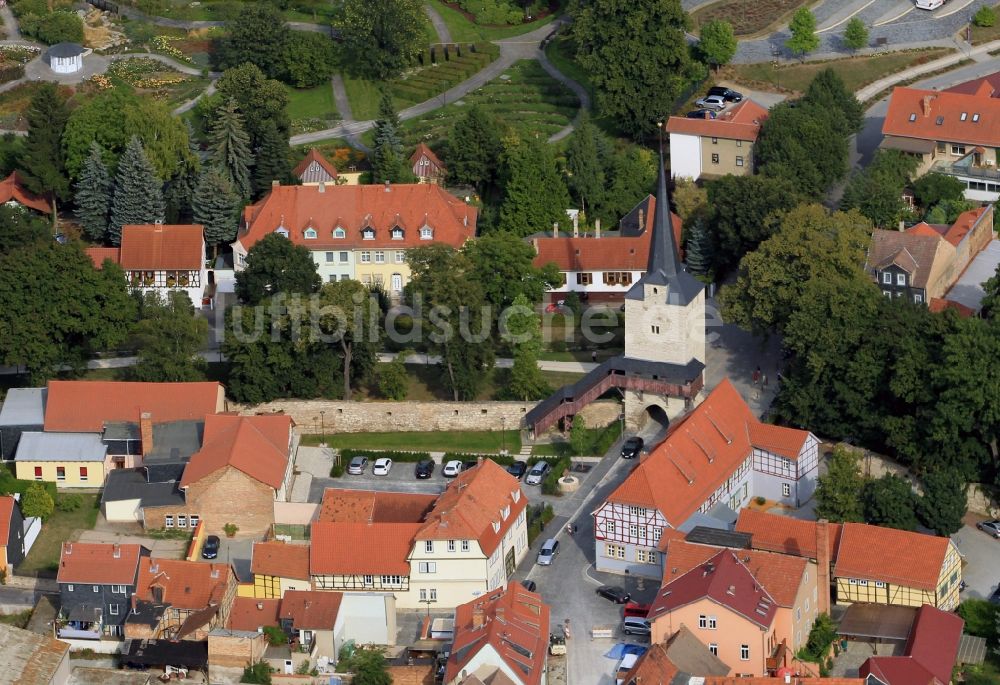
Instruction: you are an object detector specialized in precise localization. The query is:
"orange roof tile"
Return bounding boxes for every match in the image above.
[250,541,311,580]
[0,496,14,545]
[747,422,809,459]
[416,460,528,556]
[882,83,1000,148]
[704,679,863,684]
[666,99,769,142]
[604,380,812,526]
[735,510,841,559]
[310,521,420,575]
[317,489,436,523]
[943,206,990,247]
[134,557,231,610]
[180,414,291,490]
[84,247,121,269]
[236,184,476,252]
[293,148,339,180]
[279,590,342,629]
[445,583,549,685]
[621,642,680,685]
[228,597,280,631]
[0,171,51,213]
[929,298,976,317]
[43,380,224,433]
[410,143,445,170]
[834,523,950,591]
[119,224,204,271]
[57,543,144,585]
[533,210,681,272]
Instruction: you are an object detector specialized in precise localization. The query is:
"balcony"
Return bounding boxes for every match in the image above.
[932,153,1000,182]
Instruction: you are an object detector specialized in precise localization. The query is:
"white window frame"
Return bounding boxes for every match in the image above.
[419,562,437,573]
[362,228,375,240]
[360,251,371,264]
[190,515,199,529]
[333,227,346,239]
[165,516,174,528]
[709,644,718,656]
[374,250,385,264]
[420,227,433,240]
[424,540,433,553]
[177,515,187,529]
[395,250,406,263]
[325,251,334,263]
[782,483,791,497]
[93,585,99,593]
[304,228,317,239]
[391,228,404,240]
[740,644,750,661]
[363,575,373,586]
[708,616,717,629]
[882,272,891,284]
[447,540,456,553]
[461,540,470,552]
[109,603,119,616]
[875,581,885,588]
[429,589,437,601]
[698,615,707,629]
[896,273,906,286]
[67,584,74,592]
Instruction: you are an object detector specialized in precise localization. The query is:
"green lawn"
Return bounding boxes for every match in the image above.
[0,610,32,629]
[18,494,100,578]
[724,48,954,95]
[285,83,339,135]
[971,5,1000,44]
[690,0,810,37]
[427,0,559,42]
[301,429,521,453]
[341,73,384,121]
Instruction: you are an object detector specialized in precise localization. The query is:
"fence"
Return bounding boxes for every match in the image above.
[22,517,40,558]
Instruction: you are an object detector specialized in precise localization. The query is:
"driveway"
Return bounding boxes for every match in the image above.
[952,521,1000,601]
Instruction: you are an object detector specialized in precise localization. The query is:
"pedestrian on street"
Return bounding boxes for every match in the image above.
[762,374,768,389]
[752,366,761,385]
[591,350,597,363]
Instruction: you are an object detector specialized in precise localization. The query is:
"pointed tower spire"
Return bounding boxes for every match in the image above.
[646,141,682,281]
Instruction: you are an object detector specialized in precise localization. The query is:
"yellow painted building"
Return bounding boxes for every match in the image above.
[14,432,107,488]
[248,541,311,599]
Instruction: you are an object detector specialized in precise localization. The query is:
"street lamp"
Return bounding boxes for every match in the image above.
[501,417,506,455]
[420,598,436,617]
[319,410,326,447]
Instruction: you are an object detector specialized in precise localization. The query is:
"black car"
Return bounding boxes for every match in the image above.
[506,460,528,480]
[415,460,435,479]
[621,437,644,459]
[463,460,479,472]
[708,86,744,102]
[202,535,220,560]
[521,579,537,592]
[686,109,716,119]
[596,585,631,604]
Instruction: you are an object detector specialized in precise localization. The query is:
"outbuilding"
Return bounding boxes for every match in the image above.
[46,43,84,74]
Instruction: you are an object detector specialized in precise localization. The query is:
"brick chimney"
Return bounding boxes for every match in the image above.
[638,209,645,232]
[921,94,935,117]
[552,222,558,238]
[113,543,121,559]
[272,179,280,188]
[471,606,486,629]
[595,218,601,239]
[140,412,154,457]
[816,519,831,615]
[572,212,579,238]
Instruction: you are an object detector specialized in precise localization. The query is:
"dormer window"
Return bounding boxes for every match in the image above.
[960,112,968,121]
[391,227,404,240]
[420,226,433,240]
[501,505,510,520]
[333,227,346,239]
[362,228,375,240]
[304,228,317,239]
[275,227,289,238]
[908,113,916,122]
[512,490,520,503]
[492,521,501,533]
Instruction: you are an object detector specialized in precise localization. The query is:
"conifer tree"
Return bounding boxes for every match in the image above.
[74,141,112,242]
[108,136,165,245]
[208,98,252,199]
[252,119,294,196]
[370,90,411,183]
[165,122,201,223]
[684,216,714,277]
[20,82,69,209]
[193,167,240,256]
[564,111,605,215]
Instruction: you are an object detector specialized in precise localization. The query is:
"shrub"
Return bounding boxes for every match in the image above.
[241,660,272,684]
[797,613,837,663]
[9,0,47,19]
[330,462,345,478]
[223,522,239,537]
[21,482,54,520]
[339,448,431,463]
[957,600,999,641]
[974,5,996,27]
[56,494,83,512]
[532,456,570,496]
[21,11,85,45]
[262,625,287,646]
[754,496,766,505]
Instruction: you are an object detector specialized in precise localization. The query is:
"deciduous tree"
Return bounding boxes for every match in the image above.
[672,178,708,221]
[316,279,382,401]
[334,0,426,80]
[131,291,209,382]
[861,474,918,530]
[912,172,966,208]
[786,7,819,58]
[235,232,322,305]
[218,3,290,79]
[21,482,54,520]
[502,294,549,401]
[843,17,868,51]
[0,204,50,252]
[74,141,112,242]
[282,31,337,88]
[840,150,918,228]
[108,136,165,245]
[215,64,291,145]
[464,231,561,315]
[814,446,864,523]
[378,351,410,400]
[918,468,967,536]
[698,19,737,70]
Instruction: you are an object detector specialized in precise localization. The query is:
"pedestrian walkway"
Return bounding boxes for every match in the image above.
[424,3,453,44]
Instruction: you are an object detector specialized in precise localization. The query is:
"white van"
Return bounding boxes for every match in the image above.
[915,0,946,9]
[615,653,639,685]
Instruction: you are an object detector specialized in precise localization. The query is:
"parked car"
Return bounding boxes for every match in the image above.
[596,586,631,604]
[707,86,744,102]
[686,109,716,119]
[621,437,644,459]
[623,601,650,618]
[463,460,479,472]
[622,617,651,636]
[537,538,559,565]
[525,461,551,485]
[202,535,220,560]
[695,95,727,111]
[977,519,1000,538]
[915,0,945,9]
[372,457,393,476]
[521,580,537,592]
[442,460,463,477]
[415,460,435,479]
[616,653,639,685]
[347,456,368,475]
[506,460,528,480]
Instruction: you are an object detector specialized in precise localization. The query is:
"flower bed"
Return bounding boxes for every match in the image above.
[107,57,186,88]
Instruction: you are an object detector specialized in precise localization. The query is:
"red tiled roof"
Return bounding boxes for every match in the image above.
[236,184,476,251]
[133,557,231,610]
[532,211,681,271]
[180,414,292,490]
[621,643,679,685]
[929,298,977,317]
[410,143,445,170]
[735,510,841,559]
[317,489,436,523]
[604,380,811,526]
[279,590,342,629]
[84,247,121,269]
[445,583,549,685]
[861,657,938,685]
[416,460,528,556]
[0,171,51,213]
[0,496,14,546]
[119,224,204,271]
[310,522,420,575]
[228,597,280,632]
[944,72,1000,96]
[882,83,1000,148]
[250,541,311,580]
[943,206,990,247]
[43,380,224,433]
[293,148,338,180]
[57,543,144,585]
[705,679,863,685]
[649,550,778,629]
[904,604,963,684]
[834,523,950,591]
[747,422,809,459]
[661,539,808,607]
[666,100,769,142]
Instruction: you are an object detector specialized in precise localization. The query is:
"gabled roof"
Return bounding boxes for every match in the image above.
[661,539,809,607]
[119,224,204,271]
[866,229,952,288]
[882,83,1000,148]
[834,523,951,591]
[415,460,528,556]
[279,590,342,630]
[861,657,939,685]
[228,597,280,632]
[445,583,549,685]
[0,496,15,545]
[0,171,50,213]
[293,148,339,182]
[623,626,730,685]
[85,247,121,269]
[317,489,436,523]
[180,414,291,490]
[133,557,231,611]
[704,678,863,685]
[250,541,311,580]
[735,510,841,559]
[410,143,445,170]
[43,380,224,433]
[903,604,963,684]
[943,71,1000,96]
[648,550,779,629]
[310,522,420,575]
[665,99,769,142]
[604,380,811,526]
[943,206,991,247]
[57,543,144,585]
[0,623,71,685]
[237,183,476,251]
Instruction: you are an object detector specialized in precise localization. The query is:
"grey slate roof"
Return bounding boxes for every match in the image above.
[15,431,107,462]
[0,388,46,427]
[101,468,185,507]
[47,42,84,58]
[945,239,1000,311]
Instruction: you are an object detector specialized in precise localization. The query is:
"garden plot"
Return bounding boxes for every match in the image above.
[105,57,210,107]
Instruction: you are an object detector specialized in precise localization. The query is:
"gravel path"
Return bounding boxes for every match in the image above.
[0,4,23,41]
[424,3,453,44]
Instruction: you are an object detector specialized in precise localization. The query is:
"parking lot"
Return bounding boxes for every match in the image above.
[953,517,1000,602]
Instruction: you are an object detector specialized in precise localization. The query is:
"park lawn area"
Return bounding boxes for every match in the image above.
[723,48,955,95]
[691,0,811,36]
[971,5,1000,44]
[359,362,578,402]
[301,429,521,453]
[18,494,100,578]
[532,421,622,457]
[285,83,339,135]
[427,0,558,42]
[394,59,579,148]
[0,82,74,131]
[341,73,384,121]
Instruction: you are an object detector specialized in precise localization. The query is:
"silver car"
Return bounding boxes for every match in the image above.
[695,94,727,111]
[537,538,559,565]
[525,461,551,485]
[977,519,1000,538]
[346,456,368,475]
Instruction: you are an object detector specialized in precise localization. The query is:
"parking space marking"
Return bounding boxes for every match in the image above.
[875,4,914,25]
[817,0,880,33]
[936,0,979,18]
